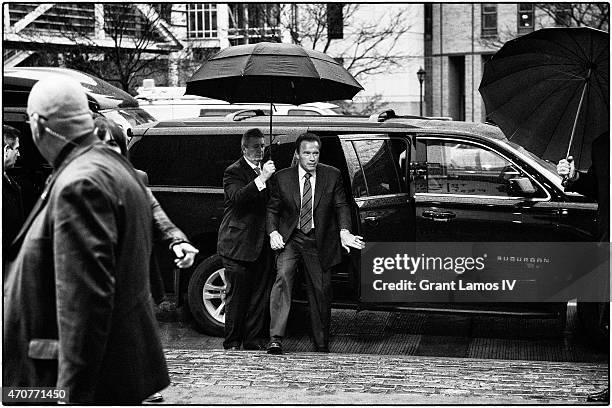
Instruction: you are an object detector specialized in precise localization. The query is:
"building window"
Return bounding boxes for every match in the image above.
[517,4,534,34]
[104,4,164,41]
[554,4,572,26]
[228,4,280,44]
[187,3,217,39]
[481,4,497,37]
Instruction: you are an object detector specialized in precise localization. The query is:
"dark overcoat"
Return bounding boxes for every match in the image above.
[567,132,609,242]
[3,142,169,403]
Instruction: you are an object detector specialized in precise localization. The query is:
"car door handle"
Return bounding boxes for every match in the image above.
[363,216,380,226]
[422,210,456,222]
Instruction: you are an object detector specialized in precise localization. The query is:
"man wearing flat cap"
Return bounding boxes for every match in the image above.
[3,76,169,403]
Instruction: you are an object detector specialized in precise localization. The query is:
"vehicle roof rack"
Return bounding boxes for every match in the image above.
[224,109,267,121]
[369,109,456,123]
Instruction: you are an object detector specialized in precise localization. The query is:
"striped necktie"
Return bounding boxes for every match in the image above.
[254,166,261,175]
[299,172,312,233]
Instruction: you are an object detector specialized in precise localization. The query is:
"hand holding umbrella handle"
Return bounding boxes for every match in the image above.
[560,156,577,187]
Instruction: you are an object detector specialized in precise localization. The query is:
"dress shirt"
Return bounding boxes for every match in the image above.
[244,156,266,191]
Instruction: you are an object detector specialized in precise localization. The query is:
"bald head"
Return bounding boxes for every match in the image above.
[27,76,95,165]
[27,76,94,140]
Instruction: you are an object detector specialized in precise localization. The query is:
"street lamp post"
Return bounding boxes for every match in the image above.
[417,67,426,116]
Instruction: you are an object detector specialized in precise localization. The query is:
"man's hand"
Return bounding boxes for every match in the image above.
[171,242,199,268]
[340,230,365,253]
[557,156,577,181]
[261,160,276,182]
[270,230,285,250]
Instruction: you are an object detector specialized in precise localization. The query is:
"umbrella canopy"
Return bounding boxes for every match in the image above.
[186,42,363,105]
[479,27,609,170]
[186,42,362,159]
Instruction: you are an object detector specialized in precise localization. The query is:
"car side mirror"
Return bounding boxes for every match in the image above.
[508,177,537,196]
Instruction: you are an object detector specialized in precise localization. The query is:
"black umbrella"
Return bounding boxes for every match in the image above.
[479,27,609,170]
[186,42,363,152]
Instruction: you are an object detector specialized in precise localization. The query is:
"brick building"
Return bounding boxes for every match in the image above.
[424,3,578,121]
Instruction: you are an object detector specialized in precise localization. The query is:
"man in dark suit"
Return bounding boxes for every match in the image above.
[558,132,609,242]
[3,125,24,261]
[557,131,609,402]
[217,128,276,350]
[266,132,365,354]
[3,76,169,403]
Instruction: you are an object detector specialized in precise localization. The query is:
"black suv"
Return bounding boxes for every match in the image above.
[3,67,156,194]
[3,67,157,233]
[129,110,599,337]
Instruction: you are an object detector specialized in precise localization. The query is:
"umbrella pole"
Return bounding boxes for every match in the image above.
[269,78,273,161]
[270,100,273,161]
[565,69,591,159]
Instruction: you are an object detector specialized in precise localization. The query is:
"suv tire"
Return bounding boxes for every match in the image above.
[576,302,609,349]
[187,255,226,336]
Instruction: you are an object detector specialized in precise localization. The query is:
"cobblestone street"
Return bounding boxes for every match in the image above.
[160,349,608,405]
[156,308,609,404]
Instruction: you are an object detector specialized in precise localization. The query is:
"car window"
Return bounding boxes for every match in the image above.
[200,108,271,117]
[416,138,541,197]
[342,139,406,197]
[199,109,239,117]
[287,109,320,116]
[103,108,156,130]
[503,139,560,178]
[340,141,366,197]
[129,134,242,187]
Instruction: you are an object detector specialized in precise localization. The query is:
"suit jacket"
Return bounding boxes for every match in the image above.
[2,173,24,259]
[217,157,269,262]
[3,142,169,403]
[134,168,190,304]
[134,169,189,248]
[567,132,609,241]
[267,163,351,270]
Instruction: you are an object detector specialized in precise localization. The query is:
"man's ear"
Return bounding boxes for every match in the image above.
[29,113,42,141]
[32,113,53,142]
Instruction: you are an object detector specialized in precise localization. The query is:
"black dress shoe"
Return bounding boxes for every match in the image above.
[587,388,609,402]
[225,346,240,351]
[267,341,283,354]
[315,345,330,353]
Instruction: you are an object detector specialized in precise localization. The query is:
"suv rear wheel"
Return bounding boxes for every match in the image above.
[187,255,226,336]
[576,302,609,349]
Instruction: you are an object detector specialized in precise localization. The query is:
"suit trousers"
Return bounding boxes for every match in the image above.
[270,229,332,349]
[222,250,271,349]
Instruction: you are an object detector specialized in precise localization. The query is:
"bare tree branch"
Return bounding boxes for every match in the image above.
[27,3,174,93]
[278,4,412,113]
[537,3,609,30]
[281,4,413,82]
